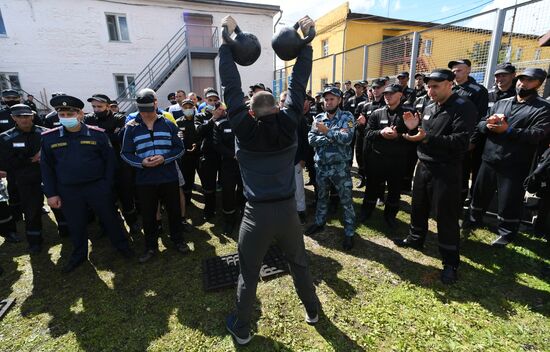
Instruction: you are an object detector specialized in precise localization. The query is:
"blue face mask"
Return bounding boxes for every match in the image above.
[59,117,80,129]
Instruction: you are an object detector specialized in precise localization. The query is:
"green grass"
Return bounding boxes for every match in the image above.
[0,184,549,352]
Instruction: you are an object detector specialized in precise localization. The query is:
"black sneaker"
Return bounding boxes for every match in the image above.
[305,223,324,236]
[222,219,235,236]
[298,212,307,225]
[305,307,319,325]
[62,259,86,273]
[225,313,252,346]
[393,236,424,250]
[181,219,192,233]
[440,265,458,284]
[491,235,511,248]
[139,249,156,263]
[203,211,215,222]
[342,236,354,251]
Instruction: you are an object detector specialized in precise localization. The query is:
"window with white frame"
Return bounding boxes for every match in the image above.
[106,13,130,42]
[0,73,21,91]
[322,39,329,57]
[0,9,6,36]
[515,47,523,61]
[114,74,135,98]
[534,48,541,61]
[320,78,328,90]
[424,39,433,56]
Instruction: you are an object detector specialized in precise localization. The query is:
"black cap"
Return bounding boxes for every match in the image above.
[423,69,455,83]
[51,92,66,98]
[110,100,119,106]
[135,88,157,112]
[371,79,384,88]
[249,83,265,91]
[414,73,425,79]
[322,87,343,98]
[50,95,85,111]
[397,71,409,78]
[181,99,195,107]
[353,81,363,87]
[334,81,341,85]
[87,94,111,104]
[204,89,220,99]
[345,80,352,84]
[315,91,323,97]
[10,104,34,116]
[517,68,547,82]
[361,80,369,86]
[2,89,20,98]
[383,84,404,94]
[494,62,516,75]
[448,59,471,68]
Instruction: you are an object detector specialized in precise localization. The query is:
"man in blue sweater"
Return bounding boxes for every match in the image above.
[120,88,190,263]
[220,15,319,346]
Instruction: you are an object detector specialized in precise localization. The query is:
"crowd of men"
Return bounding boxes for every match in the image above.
[0,13,549,345]
[1,61,549,271]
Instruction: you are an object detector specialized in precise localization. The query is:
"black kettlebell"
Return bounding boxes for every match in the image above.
[272,22,316,61]
[222,25,261,66]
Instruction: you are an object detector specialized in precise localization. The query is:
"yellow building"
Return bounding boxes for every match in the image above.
[282,2,549,92]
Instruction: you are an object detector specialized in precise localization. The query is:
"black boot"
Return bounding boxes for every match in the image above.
[222,213,236,236]
[203,193,216,221]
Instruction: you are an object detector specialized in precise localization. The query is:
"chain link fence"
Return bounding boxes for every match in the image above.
[273,0,550,97]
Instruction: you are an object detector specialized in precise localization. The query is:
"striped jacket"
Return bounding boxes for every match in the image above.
[120,114,184,185]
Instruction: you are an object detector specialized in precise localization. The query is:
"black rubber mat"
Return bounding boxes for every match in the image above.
[202,245,289,291]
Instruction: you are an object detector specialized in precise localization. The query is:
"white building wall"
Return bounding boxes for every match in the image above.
[0,0,278,112]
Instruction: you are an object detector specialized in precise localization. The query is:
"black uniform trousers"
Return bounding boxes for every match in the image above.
[114,162,138,227]
[364,153,405,219]
[469,161,529,239]
[180,153,200,204]
[198,153,219,214]
[409,161,462,267]
[402,148,418,192]
[7,173,21,220]
[236,198,318,325]
[58,179,129,262]
[461,142,484,202]
[220,158,245,215]
[0,201,16,236]
[354,126,366,178]
[534,188,550,238]
[137,181,183,251]
[17,181,43,245]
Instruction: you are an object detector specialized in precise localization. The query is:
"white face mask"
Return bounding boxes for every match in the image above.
[183,109,194,117]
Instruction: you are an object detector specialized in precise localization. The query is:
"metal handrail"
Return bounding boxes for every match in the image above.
[116,25,219,112]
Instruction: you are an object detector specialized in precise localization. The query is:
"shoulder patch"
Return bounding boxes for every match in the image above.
[41,127,62,135]
[468,83,481,92]
[86,124,105,132]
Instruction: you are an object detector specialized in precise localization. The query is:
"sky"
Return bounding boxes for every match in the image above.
[229,0,545,32]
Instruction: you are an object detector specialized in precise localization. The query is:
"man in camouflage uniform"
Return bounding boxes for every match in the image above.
[305,87,356,250]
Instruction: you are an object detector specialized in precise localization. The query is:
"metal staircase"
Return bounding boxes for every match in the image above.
[116,25,219,113]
